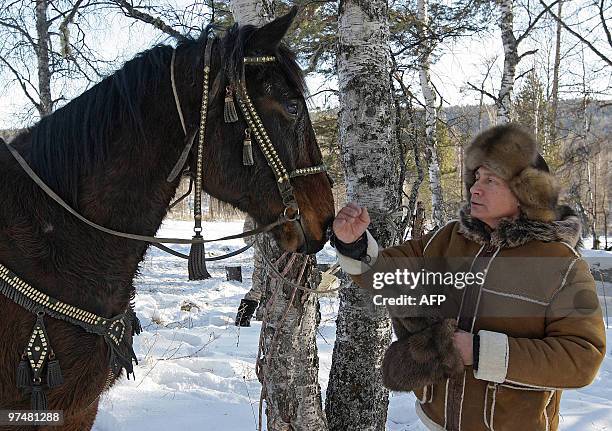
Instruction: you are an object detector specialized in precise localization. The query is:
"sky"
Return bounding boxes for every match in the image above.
[0,2,610,129]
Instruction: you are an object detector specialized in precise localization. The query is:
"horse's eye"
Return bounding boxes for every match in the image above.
[285,101,299,116]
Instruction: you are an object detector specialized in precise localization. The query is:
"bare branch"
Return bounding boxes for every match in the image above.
[516,0,560,45]
[518,49,538,61]
[515,67,534,81]
[599,0,612,48]
[540,0,612,67]
[110,0,188,42]
[0,54,41,111]
[466,81,497,102]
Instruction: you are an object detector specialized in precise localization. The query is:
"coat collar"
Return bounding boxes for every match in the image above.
[457,203,582,250]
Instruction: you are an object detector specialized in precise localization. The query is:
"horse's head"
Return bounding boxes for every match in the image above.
[175,9,335,254]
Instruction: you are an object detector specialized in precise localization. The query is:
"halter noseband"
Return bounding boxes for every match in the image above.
[169,34,327,229]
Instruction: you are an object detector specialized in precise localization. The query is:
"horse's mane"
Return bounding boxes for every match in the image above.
[26,23,306,207]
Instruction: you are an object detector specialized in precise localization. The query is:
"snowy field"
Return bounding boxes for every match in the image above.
[93,220,612,431]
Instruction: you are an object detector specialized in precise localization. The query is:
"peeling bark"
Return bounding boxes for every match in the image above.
[325,0,399,428]
[497,0,517,123]
[35,0,52,116]
[230,3,328,430]
[417,0,445,226]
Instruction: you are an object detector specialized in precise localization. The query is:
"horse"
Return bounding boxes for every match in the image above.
[0,8,334,430]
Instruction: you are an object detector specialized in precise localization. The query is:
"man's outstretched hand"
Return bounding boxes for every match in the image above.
[332,202,371,244]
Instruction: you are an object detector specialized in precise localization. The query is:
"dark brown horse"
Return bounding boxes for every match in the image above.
[0,9,334,430]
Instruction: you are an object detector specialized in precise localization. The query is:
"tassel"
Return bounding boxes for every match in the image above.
[16,355,31,389]
[224,86,239,123]
[46,353,64,388]
[31,383,48,410]
[242,128,254,166]
[188,235,211,280]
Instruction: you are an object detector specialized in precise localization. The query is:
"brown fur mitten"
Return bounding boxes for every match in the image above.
[382,317,464,392]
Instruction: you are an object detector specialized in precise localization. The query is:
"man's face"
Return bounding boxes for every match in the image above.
[469,166,520,228]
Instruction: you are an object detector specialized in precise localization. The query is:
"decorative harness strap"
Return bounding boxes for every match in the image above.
[0,263,139,410]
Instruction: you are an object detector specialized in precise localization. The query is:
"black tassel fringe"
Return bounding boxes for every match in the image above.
[188,236,211,280]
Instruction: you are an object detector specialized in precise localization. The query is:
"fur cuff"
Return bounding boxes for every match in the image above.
[335,230,379,275]
[473,330,509,383]
[382,318,464,392]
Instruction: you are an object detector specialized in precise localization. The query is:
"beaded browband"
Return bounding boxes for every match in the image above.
[169,33,328,280]
[0,262,139,410]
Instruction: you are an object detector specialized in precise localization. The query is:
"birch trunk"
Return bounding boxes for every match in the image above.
[35,0,52,116]
[230,3,328,430]
[497,0,517,123]
[325,0,399,428]
[256,238,328,431]
[229,0,274,26]
[549,0,563,145]
[417,0,445,226]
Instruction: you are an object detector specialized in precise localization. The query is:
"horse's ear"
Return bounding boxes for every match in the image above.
[246,7,298,53]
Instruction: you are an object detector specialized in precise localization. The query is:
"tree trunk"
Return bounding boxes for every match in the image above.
[256,239,328,431]
[418,0,445,227]
[497,0,517,123]
[229,0,274,26]
[325,0,399,428]
[549,0,563,145]
[35,0,52,116]
[230,4,328,430]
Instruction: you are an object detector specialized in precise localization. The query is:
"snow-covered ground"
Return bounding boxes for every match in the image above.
[93,220,612,431]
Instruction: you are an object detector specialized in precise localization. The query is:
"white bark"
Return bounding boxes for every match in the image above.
[417,0,445,227]
[497,0,517,123]
[325,0,398,429]
[256,239,328,431]
[549,0,563,145]
[35,0,52,116]
[230,0,274,26]
[229,4,328,430]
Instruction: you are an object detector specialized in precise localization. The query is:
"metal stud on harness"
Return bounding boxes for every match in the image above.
[167,31,327,279]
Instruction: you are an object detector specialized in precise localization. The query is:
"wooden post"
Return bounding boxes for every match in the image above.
[225,266,242,282]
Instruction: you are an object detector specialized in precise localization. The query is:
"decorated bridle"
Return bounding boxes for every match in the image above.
[168,32,328,279]
[2,31,330,281]
[0,29,331,411]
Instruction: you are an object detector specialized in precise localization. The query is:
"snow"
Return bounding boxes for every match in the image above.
[93,220,612,430]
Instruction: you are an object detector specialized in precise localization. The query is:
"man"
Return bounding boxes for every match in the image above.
[332,124,605,430]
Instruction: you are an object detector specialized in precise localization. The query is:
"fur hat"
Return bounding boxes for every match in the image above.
[464,124,559,222]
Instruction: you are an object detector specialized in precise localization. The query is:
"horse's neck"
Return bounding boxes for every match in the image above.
[0,119,186,317]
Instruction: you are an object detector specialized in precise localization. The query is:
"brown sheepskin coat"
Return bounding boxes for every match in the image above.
[336,205,606,431]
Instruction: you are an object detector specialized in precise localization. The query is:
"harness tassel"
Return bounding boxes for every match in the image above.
[188,234,211,280]
[31,383,48,410]
[46,352,64,388]
[243,128,254,166]
[224,86,239,123]
[16,354,31,389]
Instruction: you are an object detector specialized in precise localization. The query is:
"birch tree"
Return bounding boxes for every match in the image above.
[230,3,328,430]
[417,0,445,226]
[325,0,400,428]
[0,0,117,119]
[495,0,561,123]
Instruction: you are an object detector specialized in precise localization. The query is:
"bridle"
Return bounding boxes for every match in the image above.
[163,31,328,277]
[2,30,330,279]
[168,33,328,230]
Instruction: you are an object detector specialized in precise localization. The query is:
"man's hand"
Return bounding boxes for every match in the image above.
[453,330,474,366]
[332,202,371,244]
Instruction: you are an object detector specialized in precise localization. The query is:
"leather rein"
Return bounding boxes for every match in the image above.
[3,31,328,262]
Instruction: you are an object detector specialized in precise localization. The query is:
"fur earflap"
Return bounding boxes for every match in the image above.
[509,167,559,222]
